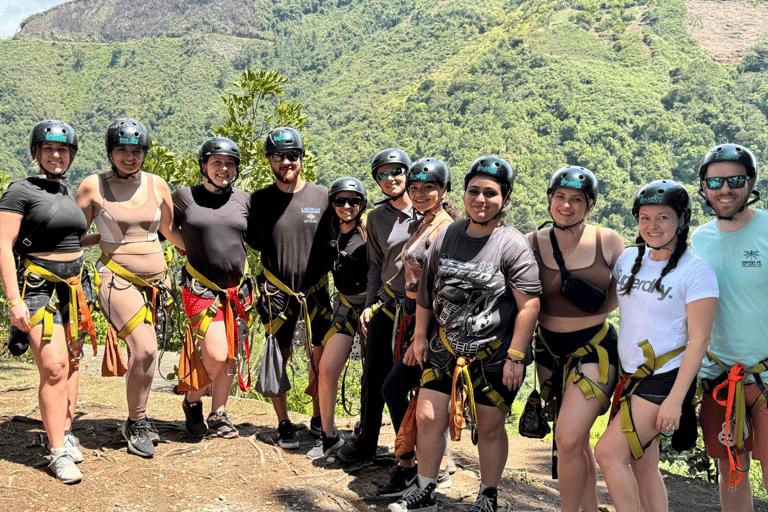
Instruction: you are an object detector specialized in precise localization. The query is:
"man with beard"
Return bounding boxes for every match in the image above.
[248,127,332,450]
[692,144,768,511]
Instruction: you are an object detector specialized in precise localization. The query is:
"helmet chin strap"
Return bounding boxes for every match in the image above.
[374,189,406,206]
[41,170,66,180]
[469,196,509,227]
[699,188,760,222]
[552,219,584,232]
[645,226,682,251]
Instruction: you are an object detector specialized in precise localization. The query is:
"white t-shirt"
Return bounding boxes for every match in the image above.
[613,247,719,375]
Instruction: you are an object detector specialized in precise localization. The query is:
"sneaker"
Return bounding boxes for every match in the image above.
[437,467,452,489]
[207,411,239,439]
[307,431,345,459]
[145,418,161,445]
[337,438,374,464]
[121,418,155,458]
[49,431,83,463]
[49,448,82,484]
[277,419,300,449]
[388,482,437,512]
[182,399,208,439]
[445,457,457,474]
[471,487,498,512]
[378,464,418,497]
[309,416,322,438]
[350,420,362,440]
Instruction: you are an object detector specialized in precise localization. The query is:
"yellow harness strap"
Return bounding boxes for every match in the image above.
[321,293,357,345]
[618,340,686,460]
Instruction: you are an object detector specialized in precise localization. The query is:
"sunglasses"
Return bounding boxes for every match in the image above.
[703,175,748,190]
[331,197,364,208]
[268,151,301,162]
[375,167,405,182]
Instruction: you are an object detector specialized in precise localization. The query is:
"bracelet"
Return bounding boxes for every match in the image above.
[507,348,526,359]
[7,297,24,308]
[506,356,525,365]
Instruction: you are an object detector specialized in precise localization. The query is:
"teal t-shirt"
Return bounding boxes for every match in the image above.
[692,209,768,383]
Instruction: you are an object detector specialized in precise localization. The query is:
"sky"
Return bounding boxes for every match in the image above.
[0,0,69,39]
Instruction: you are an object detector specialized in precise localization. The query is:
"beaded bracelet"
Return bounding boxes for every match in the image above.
[7,297,24,308]
[507,348,526,359]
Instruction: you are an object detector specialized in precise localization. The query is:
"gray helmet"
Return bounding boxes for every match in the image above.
[699,143,757,179]
[547,166,597,205]
[371,148,412,180]
[329,177,367,204]
[264,127,304,155]
[199,137,240,168]
[407,158,451,192]
[464,156,514,198]
[30,120,78,161]
[105,118,149,155]
[632,180,691,225]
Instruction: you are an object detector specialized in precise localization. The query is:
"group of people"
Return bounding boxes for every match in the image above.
[1,119,765,512]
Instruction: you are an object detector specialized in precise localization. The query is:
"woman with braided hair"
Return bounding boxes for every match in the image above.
[594,180,718,512]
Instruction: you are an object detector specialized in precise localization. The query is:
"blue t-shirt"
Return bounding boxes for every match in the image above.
[692,209,768,383]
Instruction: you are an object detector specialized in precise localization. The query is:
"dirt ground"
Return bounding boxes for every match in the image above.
[685,0,768,64]
[2,359,767,512]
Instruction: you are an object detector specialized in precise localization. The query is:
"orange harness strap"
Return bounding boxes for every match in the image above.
[713,364,749,490]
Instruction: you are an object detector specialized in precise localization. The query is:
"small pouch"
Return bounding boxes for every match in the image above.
[519,389,551,438]
[550,229,607,313]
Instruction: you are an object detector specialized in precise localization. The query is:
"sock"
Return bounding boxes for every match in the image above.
[417,474,437,490]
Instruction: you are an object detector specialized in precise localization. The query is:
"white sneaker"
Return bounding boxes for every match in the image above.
[64,432,83,463]
[307,432,345,460]
[49,448,82,484]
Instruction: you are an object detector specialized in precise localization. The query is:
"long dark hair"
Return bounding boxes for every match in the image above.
[619,225,689,296]
[329,212,367,242]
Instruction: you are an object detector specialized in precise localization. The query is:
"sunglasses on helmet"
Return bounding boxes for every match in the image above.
[375,167,405,182]
[331,197,363,208]
[703,175,748,190]
[268,151,302,162]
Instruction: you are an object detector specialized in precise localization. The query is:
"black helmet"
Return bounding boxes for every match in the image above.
[632,180,691,225]
[264,127,304,155]
[199,137,240,168]
[105,118,149,154]
[29,120,78,161]
[329,177,367,204]
[407,158,451,192]
[547,166,597,205]
[371,148,412,180]
[464,156,514,198]
[699,143,757,179]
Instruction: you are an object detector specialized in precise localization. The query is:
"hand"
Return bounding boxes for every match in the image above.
[360,308,372,337]
[655,396,683,434]
[403,343,418,367]
[412,334,429,369]
[9,301,31,333]
[502,359,525,391]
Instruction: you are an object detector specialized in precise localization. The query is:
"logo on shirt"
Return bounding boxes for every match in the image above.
[742,250,761,268]
[616,274,673,301]
[303,207,320,224]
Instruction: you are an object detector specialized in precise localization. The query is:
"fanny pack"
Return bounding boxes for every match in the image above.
[550,229,606,313]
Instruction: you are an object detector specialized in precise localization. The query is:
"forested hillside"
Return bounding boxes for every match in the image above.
[2,0,768,239]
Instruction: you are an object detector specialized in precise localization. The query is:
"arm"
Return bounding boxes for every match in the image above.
[410,303,433,369]
[601,228,626,313]
[655,296,717,432]
[75,175,101,247]
[0,212,30,332]
[503,291,540,390]
[155,177,185,251]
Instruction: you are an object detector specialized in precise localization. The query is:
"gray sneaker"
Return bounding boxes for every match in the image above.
[207,411,239,439]
[121,418,155,458]
[145,418,161,445]
[49,448,82,484]
[49,430,83,463]
[307,432,344,459]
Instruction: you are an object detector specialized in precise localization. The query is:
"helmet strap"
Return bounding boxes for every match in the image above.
[645,226,681,251]
[373,189,406,206]
[700,188,760,221]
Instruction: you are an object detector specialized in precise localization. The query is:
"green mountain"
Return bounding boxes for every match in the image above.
[2,0,768,239]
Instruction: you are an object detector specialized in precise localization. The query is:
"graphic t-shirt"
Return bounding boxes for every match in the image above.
[613,247,718,375]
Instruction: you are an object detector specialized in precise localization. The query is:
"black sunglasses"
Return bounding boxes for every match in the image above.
[703,175,748,190]
[375,167,405,182]
[331,197,363,208]
[268,151,301,162]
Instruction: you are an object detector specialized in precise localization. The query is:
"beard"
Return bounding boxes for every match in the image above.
[274,167,300,184]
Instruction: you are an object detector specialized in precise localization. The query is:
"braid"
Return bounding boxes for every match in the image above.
[619,236,646,296]
[655,226,689,292]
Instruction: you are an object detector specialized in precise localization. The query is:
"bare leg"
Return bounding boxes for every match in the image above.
[29,324,69,449]
[475,403,508,487]
[65,360,79,431]
[318,333,353,435]
[309,344,322,418]
[415,388,451,479]
[186,321,234,413]
[717,456,754,512]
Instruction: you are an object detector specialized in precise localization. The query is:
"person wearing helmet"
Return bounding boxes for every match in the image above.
[692,144,768,509]
[247,126,333,451]
[337,147,415,464]
[171,137,252,441]
[391,156,541,512]
[379,157,461,496]
[524,166,624,512]
[76,118,184,458]
[306,177,368,460]
[594,180,718,512]
[0,120,92,484]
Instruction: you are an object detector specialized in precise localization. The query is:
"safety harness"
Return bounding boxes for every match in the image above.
[321,292,358,345]
[700,350,768,489]
[260,269,331,344]
[609,340,685,460]
[421,328,507,444]
[21,259,97,366]
[181,262,254,392]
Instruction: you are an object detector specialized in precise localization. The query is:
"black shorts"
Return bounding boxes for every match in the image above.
[535,322,619,371]
[622,368,696,406]
[19,255,87,326]
[422,359,522,411]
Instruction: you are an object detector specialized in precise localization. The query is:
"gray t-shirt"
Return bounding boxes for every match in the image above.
[365,201,414,308]
[418,220,541,366]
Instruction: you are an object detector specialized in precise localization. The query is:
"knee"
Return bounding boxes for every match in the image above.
[39,359,69,385]
[555,429,586,457]
[594,439,618,470]
[476,420,505,443]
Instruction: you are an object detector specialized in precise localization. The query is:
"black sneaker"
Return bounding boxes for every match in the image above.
[378,464,418,497]
[387,482,436,512]
[121,418,155,458]
[470,487,498,512]
[337,438,375,464]
[309,416,322,438]
[307,431,345,459]
[207,411,239,439]
[182,399,208,439]
[277,419,300,449]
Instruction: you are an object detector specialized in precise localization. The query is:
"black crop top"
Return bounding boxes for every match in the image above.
[0,177,87,254]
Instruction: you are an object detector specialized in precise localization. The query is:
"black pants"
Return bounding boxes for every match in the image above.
[382,355,422,434]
